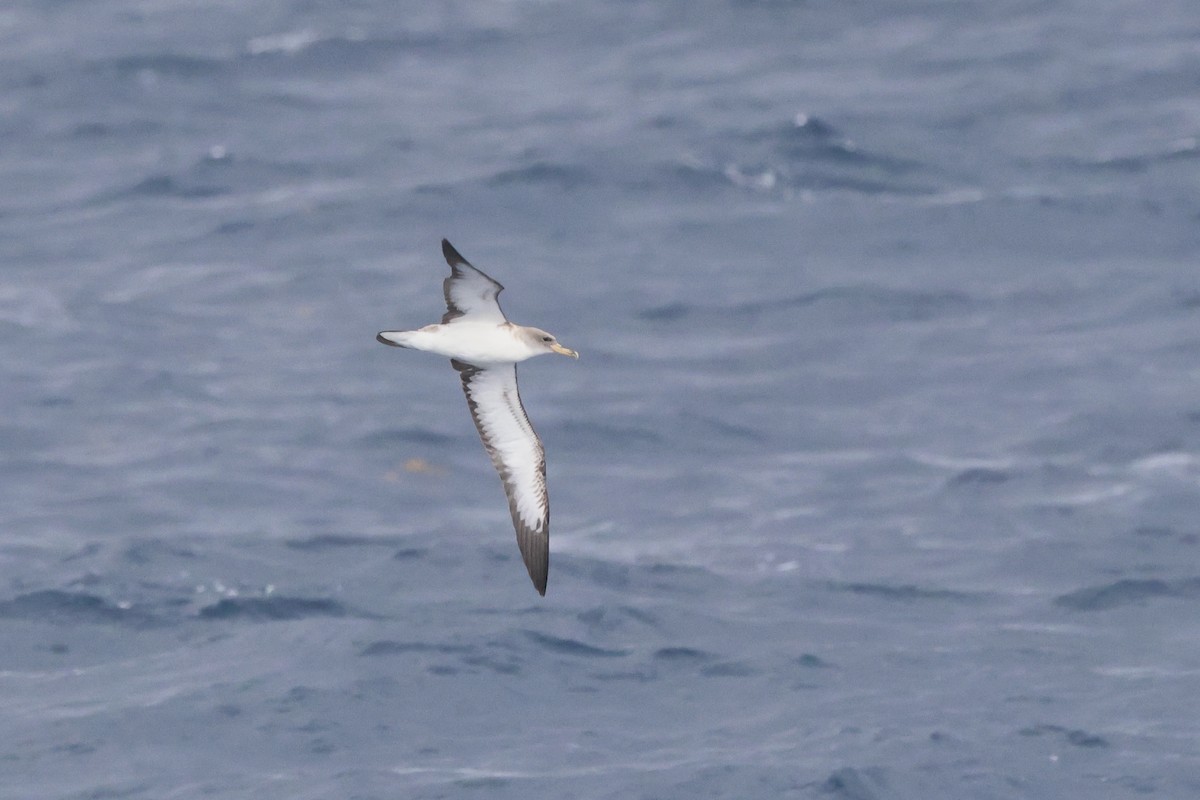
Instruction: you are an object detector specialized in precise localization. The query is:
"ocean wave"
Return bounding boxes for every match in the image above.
[522,630,629,658]
[358,640,472,657]
[485,162,594,190]
[197,595,360,621]
[0,589,155,627]
[1060,137,1200,173]
[106,53,224,78]
[243,29,496,63]
[733,285,975,322]
[1018,723,1109,748]
[820,767,890,800]
[827,582,983,603]
[1054,577,1200,611]
[945,467,1011,487]
[637,287,974,325]
[653,646,713,662]
[284,533,407,551]
[667,112,942,198]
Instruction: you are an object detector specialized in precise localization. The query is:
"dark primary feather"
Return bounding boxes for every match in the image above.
[440,239,507,324]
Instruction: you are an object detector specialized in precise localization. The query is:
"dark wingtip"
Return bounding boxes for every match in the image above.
[441,238,467,267]
[529,552,548,596]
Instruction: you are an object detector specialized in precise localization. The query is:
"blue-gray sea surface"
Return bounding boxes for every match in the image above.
[2,1,1199,798]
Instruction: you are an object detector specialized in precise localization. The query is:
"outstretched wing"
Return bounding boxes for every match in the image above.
[451,359,549,595]
[441,239,508,324]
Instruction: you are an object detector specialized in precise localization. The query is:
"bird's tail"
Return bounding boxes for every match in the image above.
[376,330,416,348]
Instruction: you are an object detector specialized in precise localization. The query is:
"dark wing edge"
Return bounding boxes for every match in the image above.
[451,359,549,595]
[440,239,507,324]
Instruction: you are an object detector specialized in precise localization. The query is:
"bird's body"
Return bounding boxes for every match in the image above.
[382,321,551,364]
[376,239,577,595]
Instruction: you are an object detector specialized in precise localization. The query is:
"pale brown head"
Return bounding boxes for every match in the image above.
[520,327,579,359]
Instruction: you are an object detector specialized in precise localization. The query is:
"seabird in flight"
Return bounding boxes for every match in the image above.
[376,239,578,595]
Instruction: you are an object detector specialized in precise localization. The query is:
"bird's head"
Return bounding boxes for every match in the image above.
[525,328,579,359]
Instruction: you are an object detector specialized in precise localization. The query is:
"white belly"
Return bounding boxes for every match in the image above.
[409,322,535,364]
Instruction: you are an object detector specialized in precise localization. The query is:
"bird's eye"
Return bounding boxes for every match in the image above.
[542,336,553,342]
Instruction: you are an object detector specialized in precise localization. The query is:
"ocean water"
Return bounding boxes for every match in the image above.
[2,1,1199,797]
